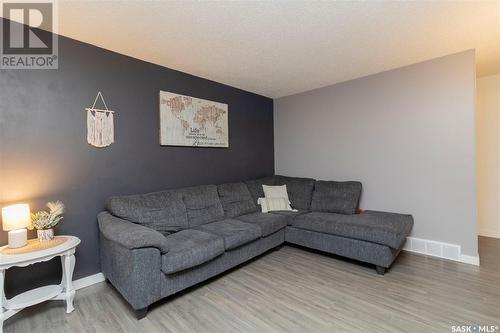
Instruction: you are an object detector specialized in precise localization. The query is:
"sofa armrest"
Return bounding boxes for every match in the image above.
[99,232,162,310]
[97,211,169,253]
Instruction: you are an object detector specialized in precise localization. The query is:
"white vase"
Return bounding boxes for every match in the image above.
[37,228,54,242]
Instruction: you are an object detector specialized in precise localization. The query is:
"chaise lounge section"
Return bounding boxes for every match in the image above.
[98,175,413,318]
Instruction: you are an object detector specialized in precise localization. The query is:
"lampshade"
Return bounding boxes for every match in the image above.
[2,204,30,231]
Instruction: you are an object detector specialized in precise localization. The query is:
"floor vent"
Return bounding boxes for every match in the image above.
[402,237,478,265]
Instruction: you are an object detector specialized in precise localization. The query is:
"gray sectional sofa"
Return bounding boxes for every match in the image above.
[98,175,413,319]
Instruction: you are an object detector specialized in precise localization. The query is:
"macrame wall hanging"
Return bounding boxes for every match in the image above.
[85,91,115,148]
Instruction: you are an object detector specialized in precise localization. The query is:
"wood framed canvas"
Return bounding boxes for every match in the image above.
[159,91,229,147]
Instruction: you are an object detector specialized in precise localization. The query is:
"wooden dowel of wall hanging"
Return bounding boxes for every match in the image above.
[85,108,115,113]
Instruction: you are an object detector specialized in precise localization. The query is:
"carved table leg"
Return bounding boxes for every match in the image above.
[1,269,5,333]
[60,254,76,313]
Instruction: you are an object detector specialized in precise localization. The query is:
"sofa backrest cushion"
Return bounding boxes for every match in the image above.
[244,176,276,204]
[106,190,188,236]
[275,175,316,210]
[311,181,362,215]
[179,185,225,227]
[217,182,258,218]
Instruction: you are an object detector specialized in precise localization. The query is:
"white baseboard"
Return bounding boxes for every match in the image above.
[478,228,500,239]
[73,272,105,290]
[459,254,481,266]
[402,237,480,266]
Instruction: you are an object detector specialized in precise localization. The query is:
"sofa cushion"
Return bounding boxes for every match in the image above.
[195,219,262,250]
[290,211,413,249]
[161,229,225,274]
[311,181,362,215]
[106,190,188,236]
[275,176,316,210]
[244,177,276,205]
[217,182,258,218]
[179,185,225,227]
[269,210,309,225]
[236,212,288,237]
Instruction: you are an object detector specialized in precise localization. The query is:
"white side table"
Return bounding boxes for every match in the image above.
[0,236,81,333]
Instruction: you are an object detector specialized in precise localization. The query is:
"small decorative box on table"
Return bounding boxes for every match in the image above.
[0,236,81,333]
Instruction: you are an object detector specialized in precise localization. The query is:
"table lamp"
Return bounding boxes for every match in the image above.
[2,203,30,248]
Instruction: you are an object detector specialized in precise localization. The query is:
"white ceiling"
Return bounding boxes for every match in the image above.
[50,1,500,97]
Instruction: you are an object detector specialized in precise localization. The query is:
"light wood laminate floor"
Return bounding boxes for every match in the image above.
[4,236,500,333]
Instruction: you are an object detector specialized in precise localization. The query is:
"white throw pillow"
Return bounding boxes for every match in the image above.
[259,185,293,212]
[258,197,292,213]
[263,185,289,200]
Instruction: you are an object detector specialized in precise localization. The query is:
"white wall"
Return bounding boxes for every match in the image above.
[477,74,500,239]
[274,50,478,256]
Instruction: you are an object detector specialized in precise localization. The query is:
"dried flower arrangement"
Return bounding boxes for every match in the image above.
[29,201,65,230]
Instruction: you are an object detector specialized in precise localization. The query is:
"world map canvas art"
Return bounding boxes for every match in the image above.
[159,91,229,147]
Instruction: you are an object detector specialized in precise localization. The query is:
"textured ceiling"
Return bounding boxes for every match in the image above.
[38,1,500,97]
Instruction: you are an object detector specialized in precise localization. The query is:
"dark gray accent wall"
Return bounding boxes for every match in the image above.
[0,29,274,296]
